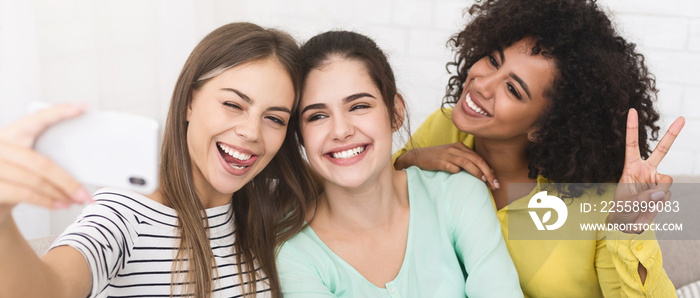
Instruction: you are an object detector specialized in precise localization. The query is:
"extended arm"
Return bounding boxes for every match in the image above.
[0,104,93,298]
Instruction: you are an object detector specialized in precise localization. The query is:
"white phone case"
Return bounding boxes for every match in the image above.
[33,108,160,194]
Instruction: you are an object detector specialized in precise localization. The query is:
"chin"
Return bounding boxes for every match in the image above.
[212,172,253,195]
[327,174,370,189]
[451,115,476,134]
[214,182,243,196]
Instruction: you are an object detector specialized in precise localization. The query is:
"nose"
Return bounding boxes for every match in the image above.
[330,113,354,141]
[470,71,499,100]
[234,116,261,142]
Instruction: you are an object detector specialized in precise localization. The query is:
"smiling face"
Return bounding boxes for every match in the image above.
[300,57,395,189]
[452,37,556,141]
[186,58,294,201]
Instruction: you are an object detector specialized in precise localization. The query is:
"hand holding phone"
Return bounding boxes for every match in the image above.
[33,106,161,194]
[0,104,91,214]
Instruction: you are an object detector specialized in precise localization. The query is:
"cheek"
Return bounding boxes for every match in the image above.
[263,129,289,157]
[300,126,326,157]
[366,112,393,134]
[185,118,204,150]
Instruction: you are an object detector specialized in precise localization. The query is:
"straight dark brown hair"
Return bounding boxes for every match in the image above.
[159,22,317,297]
[297,31,407,144]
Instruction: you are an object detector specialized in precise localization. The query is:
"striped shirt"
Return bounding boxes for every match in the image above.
[51,187,271,298]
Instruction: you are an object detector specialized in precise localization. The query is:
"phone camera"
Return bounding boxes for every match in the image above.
[129,177,147,186]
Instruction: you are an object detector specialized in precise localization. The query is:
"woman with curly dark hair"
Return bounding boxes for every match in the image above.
[393,0,685,296]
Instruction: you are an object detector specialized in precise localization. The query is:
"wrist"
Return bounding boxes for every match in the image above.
[394,151,412,170]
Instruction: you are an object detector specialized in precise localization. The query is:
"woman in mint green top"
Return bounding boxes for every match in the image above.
[276,31,522,297]
[278,168,516,297]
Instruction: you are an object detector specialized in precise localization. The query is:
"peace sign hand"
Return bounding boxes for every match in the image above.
[608,108,686,233]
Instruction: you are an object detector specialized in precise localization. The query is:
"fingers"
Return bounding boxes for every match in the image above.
[396,143,498,188]
[431,143,498,188]
[624,108,642,165]
[0,142,91,207]
[450,154,498,189]
[647,174,672,204]
[0,181,58,209]
[0,103,85,147]
[656,174,673,191]
[0,162,74,208]
[647,116,686,167]
[437,160,462,174]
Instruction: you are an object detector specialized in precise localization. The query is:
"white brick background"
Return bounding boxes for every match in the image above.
[1,0,698,237]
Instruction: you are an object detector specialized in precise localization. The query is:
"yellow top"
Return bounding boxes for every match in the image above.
[393,108,677,298]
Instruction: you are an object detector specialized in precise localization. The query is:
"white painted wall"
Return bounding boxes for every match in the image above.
[1,0,698,238]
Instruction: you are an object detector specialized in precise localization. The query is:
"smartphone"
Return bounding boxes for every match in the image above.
[32,106,160,194]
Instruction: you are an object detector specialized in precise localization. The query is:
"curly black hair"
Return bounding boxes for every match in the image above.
[445,0,660,189]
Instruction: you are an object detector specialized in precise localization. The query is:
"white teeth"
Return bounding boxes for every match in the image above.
[229,164,247,170]
[218,143,252,161]
[465,93,490,116]
[331,146,366,159]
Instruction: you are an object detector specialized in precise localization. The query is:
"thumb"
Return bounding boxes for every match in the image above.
[0,103,85,147]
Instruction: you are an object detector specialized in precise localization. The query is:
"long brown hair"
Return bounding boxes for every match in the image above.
[159,22,317,297]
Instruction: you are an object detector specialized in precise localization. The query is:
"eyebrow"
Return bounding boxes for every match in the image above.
[300,103,326,115]
[343,92,376,103]
[497,49,532,99]
[300,92,376,114]
[509,73,532,99]
[222,88,251,103]
[221,88,291,114]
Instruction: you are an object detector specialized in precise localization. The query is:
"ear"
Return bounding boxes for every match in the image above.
[186,91,196,122]
[527,128,538,142]
[392,94,406,132]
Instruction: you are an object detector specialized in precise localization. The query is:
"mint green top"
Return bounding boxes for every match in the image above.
[277,167,522,297]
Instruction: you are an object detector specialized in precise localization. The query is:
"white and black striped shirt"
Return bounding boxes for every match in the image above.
[51,187,271,298]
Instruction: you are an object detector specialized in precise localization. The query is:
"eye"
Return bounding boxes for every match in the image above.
[488,54,499,68]
[350,103,371,111]
[266,116,287,126]
[507,83,523,100]
[223,102,242,110]
[307,113,328,122]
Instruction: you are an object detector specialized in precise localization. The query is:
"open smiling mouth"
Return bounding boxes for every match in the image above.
[464,92,492,117]
[329,145,367,159]
[217,143,256,170]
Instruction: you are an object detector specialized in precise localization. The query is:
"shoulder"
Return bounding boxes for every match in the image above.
[405,166,488,196]
[414,107,472,145]
[80,188,142,218]
[277,227,336,276]
[79,187,179,228]
[405,167,492,220]
[279,227,327,261]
